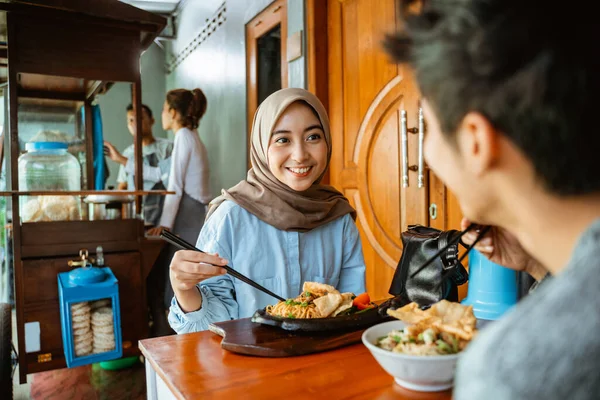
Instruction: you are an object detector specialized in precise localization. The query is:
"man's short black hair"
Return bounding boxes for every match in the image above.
[126,103,153,119]
[385,0,599,196]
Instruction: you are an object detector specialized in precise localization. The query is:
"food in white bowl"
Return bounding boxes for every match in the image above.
[361,300,477,392]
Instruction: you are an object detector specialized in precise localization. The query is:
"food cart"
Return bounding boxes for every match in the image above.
[0,0,167,384]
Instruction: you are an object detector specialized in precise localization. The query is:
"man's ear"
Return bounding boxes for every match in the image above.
[457,112,499,176]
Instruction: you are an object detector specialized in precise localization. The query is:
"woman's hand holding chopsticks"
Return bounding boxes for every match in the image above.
[170,251,229,313]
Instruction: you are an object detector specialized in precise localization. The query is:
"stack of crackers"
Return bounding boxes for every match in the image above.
[70,302,92,357]
[91,299,115,354]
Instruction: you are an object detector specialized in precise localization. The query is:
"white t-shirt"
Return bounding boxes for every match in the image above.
[117,137,173,190]
[159,127,212,229]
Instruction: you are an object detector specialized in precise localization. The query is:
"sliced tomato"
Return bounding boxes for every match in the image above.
[353,293,373,310]
[356,302,375,311]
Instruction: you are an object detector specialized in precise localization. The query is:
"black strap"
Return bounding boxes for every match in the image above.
[438,230,459,270]
[438,230,469,285]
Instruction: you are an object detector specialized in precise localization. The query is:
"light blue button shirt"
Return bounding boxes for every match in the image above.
[168,200,367,333]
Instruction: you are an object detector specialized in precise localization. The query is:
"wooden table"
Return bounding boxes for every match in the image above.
[139,330,453,400]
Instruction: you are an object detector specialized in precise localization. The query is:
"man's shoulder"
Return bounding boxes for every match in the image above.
[122,144,135,157]
[154,137,174,154]
[455,251,600,399]
[155,137,173,145]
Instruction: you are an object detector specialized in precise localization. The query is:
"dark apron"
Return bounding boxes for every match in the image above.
[128,152,167,226]
[171,192,207,243]
[146,191,207,308]
[147,192,208,332]
[162,192,207,307]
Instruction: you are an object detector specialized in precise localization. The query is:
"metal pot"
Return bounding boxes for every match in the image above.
[84,194,135,221]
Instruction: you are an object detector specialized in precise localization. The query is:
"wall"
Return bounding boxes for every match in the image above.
[97,43,167,188]
[287,0,306,89]
[165,0,308,199]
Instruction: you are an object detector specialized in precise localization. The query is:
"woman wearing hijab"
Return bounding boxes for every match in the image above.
[167,88,366,333]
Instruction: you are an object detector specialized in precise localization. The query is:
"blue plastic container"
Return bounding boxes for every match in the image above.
[58,266,122,368]
[462,249,518,320]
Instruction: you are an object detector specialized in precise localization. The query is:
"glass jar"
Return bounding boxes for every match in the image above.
[18,142,82,222]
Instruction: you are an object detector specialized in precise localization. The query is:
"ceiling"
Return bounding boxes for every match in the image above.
[119,0,181,15]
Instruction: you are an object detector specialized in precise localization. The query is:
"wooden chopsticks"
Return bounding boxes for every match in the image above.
[160,230,286,302]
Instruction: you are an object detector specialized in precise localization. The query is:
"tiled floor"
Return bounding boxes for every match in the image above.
[32,362,145,400]
[11,310,147,400]
[14,361,146,400]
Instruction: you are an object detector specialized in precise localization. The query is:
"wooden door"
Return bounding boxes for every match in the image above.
[328,0,462,301]
[246,0,288,162]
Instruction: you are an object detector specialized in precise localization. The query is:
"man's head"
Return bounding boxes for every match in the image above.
[386,0,599,224]
[126,104,154,138]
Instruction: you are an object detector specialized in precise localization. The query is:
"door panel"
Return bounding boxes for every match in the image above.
[328,0,429,300]
[246,0,287,165]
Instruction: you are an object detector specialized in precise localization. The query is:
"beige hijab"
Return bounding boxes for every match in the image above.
[206,88,356,232]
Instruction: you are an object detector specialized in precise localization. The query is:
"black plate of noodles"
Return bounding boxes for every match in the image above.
[250,282,390,332]
[251,306,388,332]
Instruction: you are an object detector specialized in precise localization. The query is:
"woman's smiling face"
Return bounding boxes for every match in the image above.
[267,101,328,191]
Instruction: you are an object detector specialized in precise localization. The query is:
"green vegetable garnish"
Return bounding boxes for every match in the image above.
[417,333,424,342]
[300,302,308,307]
[336,307,356,316]
[287,313,296,319]
[392,335,402,342]
[408,337,416,343]
[304,291,311,297]
[436,339,454,354]
[451,336,459,353]
[285,299,293,305]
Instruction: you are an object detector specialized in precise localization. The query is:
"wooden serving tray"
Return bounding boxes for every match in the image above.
[208,317,379,357]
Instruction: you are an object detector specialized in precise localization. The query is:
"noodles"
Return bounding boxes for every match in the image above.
[265,281,374,319]
[266,290,321,318]
[266,302,320,319]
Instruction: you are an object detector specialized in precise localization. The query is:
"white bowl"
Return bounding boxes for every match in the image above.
[362,320,459,392]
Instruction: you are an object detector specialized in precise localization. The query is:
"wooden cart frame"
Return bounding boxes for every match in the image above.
[0,0,167,383]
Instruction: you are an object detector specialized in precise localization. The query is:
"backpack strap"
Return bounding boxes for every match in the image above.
[438,230,469,285]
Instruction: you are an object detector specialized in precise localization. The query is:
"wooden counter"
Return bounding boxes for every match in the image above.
[140,329,453,400]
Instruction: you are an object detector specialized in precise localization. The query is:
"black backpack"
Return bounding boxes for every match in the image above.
[382,225,469,311]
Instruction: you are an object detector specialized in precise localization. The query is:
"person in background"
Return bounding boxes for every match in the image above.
[144,88,212,336]
[104,104,173,227]
[385,0,599,398]
[167,88,366,334]
[147,88,212,240]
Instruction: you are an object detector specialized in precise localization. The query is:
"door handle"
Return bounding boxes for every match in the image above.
[400,110,409,188]
[417,107,425,188]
